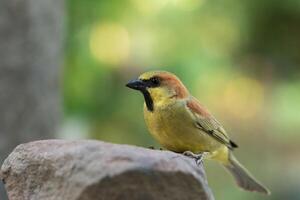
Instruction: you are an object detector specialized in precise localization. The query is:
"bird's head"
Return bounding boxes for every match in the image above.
[126,71,189,111]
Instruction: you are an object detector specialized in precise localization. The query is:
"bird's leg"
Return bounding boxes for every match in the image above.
[183,151,208,166]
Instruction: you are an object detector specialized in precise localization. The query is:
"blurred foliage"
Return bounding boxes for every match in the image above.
[64,0,300,199]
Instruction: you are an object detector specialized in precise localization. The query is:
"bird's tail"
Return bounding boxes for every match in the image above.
[224,152,270,195]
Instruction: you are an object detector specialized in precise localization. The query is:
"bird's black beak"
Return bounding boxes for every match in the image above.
[126,79,146,91]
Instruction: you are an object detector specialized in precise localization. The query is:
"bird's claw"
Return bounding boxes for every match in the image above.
[183,151,208,166]
[148,146,164,151]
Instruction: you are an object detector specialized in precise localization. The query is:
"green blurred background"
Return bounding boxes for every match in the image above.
[63,0,300,199]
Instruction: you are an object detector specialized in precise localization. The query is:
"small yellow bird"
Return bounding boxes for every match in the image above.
[126,70,270,194]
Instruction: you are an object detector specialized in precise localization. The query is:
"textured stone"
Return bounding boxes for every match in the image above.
[1,140,214,200]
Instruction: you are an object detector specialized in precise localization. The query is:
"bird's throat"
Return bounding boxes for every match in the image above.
[141,90,154,112]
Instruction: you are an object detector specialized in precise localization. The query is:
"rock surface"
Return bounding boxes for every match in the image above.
[0,140,214,200]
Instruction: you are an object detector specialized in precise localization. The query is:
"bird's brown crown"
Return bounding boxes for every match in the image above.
[139,71,189,99]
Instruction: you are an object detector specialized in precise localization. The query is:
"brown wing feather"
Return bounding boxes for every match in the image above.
[187,97,238,149]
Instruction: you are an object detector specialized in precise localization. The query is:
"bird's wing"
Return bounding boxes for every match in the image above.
[186,97,238,149]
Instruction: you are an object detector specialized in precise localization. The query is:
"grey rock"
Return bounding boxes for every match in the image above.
[1,140,214,200]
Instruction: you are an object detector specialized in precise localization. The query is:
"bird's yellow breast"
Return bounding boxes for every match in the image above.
[143,100,223,154]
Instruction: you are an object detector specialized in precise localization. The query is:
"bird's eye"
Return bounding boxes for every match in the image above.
[150,77,160,86]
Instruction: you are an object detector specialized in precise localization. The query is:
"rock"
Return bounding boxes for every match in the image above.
[1,140,214,200]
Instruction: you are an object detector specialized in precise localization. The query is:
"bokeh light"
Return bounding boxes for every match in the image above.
[222,77,264,120]
[89,23,130,66]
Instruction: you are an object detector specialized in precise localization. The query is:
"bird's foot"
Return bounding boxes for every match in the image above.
[148,146,164,150]
[183,151,208,166]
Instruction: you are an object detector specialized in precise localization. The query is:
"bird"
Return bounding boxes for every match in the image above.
[126,70,270,195]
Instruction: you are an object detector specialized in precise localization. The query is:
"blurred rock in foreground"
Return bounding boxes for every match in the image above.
[0,140,214,200]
